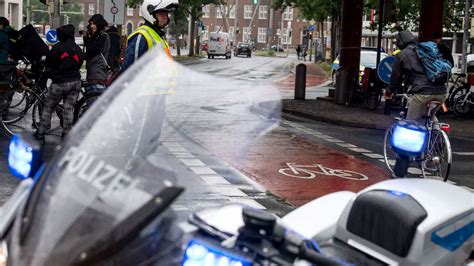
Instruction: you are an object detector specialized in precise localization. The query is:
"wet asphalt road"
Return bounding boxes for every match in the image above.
[1,54,472,218]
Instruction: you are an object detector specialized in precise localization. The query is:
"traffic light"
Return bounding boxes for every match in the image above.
[253,0,259,4]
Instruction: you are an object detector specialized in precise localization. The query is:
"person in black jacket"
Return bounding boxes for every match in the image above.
[389,31,446,122]
[433,31,454,67]
[84,14,110,105]
[35,24,84,143]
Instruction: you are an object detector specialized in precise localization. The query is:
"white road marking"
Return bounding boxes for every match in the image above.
[228,198,266,209]
[167,146,188,152]
[453,152,474,156]
[337,143,357,148]
[190,166,218,175]
[162,144,267,210]
[171,205,189,211]
[200,175,231,185]
[349,148,372,153]
[363,153,384,159]
[161,142,184,147]
[212,186,248,197]
[180,159,206,166]
[323,138,344,143]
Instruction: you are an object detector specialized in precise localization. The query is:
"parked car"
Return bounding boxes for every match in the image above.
[271,45,284,52]
[234,42,252,58]
[331,50,389,87]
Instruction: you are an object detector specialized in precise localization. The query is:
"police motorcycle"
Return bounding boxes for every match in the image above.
[0,48,472,266]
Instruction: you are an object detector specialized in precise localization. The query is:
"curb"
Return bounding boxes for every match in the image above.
[281,107,474,138]
[281,107,382,130]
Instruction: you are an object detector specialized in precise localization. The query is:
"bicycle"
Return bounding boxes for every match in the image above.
[345,68,384,110]
[452,83,474,117]
[278,163,369,181]
[383,97,452,181]
[446,73,469,110]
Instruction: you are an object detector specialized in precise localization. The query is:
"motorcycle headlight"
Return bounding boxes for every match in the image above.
[182,240,252,266]
[391,121,427,156]
[8,134,43,180]
[0,241,7,266]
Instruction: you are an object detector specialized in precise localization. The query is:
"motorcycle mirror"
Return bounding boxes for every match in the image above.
[8,133,43,180]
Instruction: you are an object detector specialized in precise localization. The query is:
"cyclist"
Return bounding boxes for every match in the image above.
[35,24,84,143]
[121,0,179,72]
[389,31,447,123]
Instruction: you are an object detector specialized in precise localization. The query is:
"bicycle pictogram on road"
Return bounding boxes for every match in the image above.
[278,163,369,181]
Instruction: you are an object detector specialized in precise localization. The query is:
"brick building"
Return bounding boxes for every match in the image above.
[200,1,311,50]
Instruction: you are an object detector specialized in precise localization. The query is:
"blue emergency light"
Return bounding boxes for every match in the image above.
[390,121,428,157]
[182,240,252,266]
[8,134,43,180]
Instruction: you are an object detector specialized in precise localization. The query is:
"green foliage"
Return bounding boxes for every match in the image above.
[127,0,143,8]
[24,0,84,29]
[365,0,465,33]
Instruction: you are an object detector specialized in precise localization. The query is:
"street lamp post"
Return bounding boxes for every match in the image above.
[462,0,471,73]
[26,0,31,24]
[51,0,61,28]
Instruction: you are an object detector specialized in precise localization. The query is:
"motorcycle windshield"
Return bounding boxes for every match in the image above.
[8,47,281,265]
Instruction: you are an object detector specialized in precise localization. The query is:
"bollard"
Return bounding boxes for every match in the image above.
[384,98,392,115]
[295,64,307,100]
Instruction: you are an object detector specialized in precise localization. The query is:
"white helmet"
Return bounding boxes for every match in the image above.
[141,0,179,24]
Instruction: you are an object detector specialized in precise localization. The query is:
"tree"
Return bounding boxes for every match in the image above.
[365,0,464,33]
[24,0,85,31]
[169,7,189,56]
[273,0,341,61]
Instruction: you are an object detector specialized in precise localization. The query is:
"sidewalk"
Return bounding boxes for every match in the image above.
[276,61,474,138]
[281,88,474,138]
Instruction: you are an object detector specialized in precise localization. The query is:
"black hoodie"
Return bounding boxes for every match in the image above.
[46,24,85,84]
[390,31,446,95]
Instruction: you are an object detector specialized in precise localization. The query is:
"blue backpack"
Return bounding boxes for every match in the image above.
[415,41,452,84]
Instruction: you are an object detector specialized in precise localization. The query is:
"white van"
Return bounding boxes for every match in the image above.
[207,32,232,59]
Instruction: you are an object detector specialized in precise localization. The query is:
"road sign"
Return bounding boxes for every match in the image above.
[308,25,315,32]
[104,0,125,25]
[377,56,396,84]
[45,29,58,45]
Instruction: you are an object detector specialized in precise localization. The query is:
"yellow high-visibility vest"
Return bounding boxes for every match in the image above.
[128,25,172,58]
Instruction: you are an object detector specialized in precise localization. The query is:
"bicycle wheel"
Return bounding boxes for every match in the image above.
[0,88,41,137]
[383,125,397,174]
[278,168,316,179]
[9,90,26,108]
[330,169,369,180]
[448,86,469,109]
[452,94,472,117]
[2,89,31,124]
[422,129,452,181]
[73,92,102,123]
[364,90,382,110]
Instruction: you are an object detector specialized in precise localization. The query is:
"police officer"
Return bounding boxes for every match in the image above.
[121,0,179,72]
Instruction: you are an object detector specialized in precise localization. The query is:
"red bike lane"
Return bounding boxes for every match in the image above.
[240,129,390,207]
